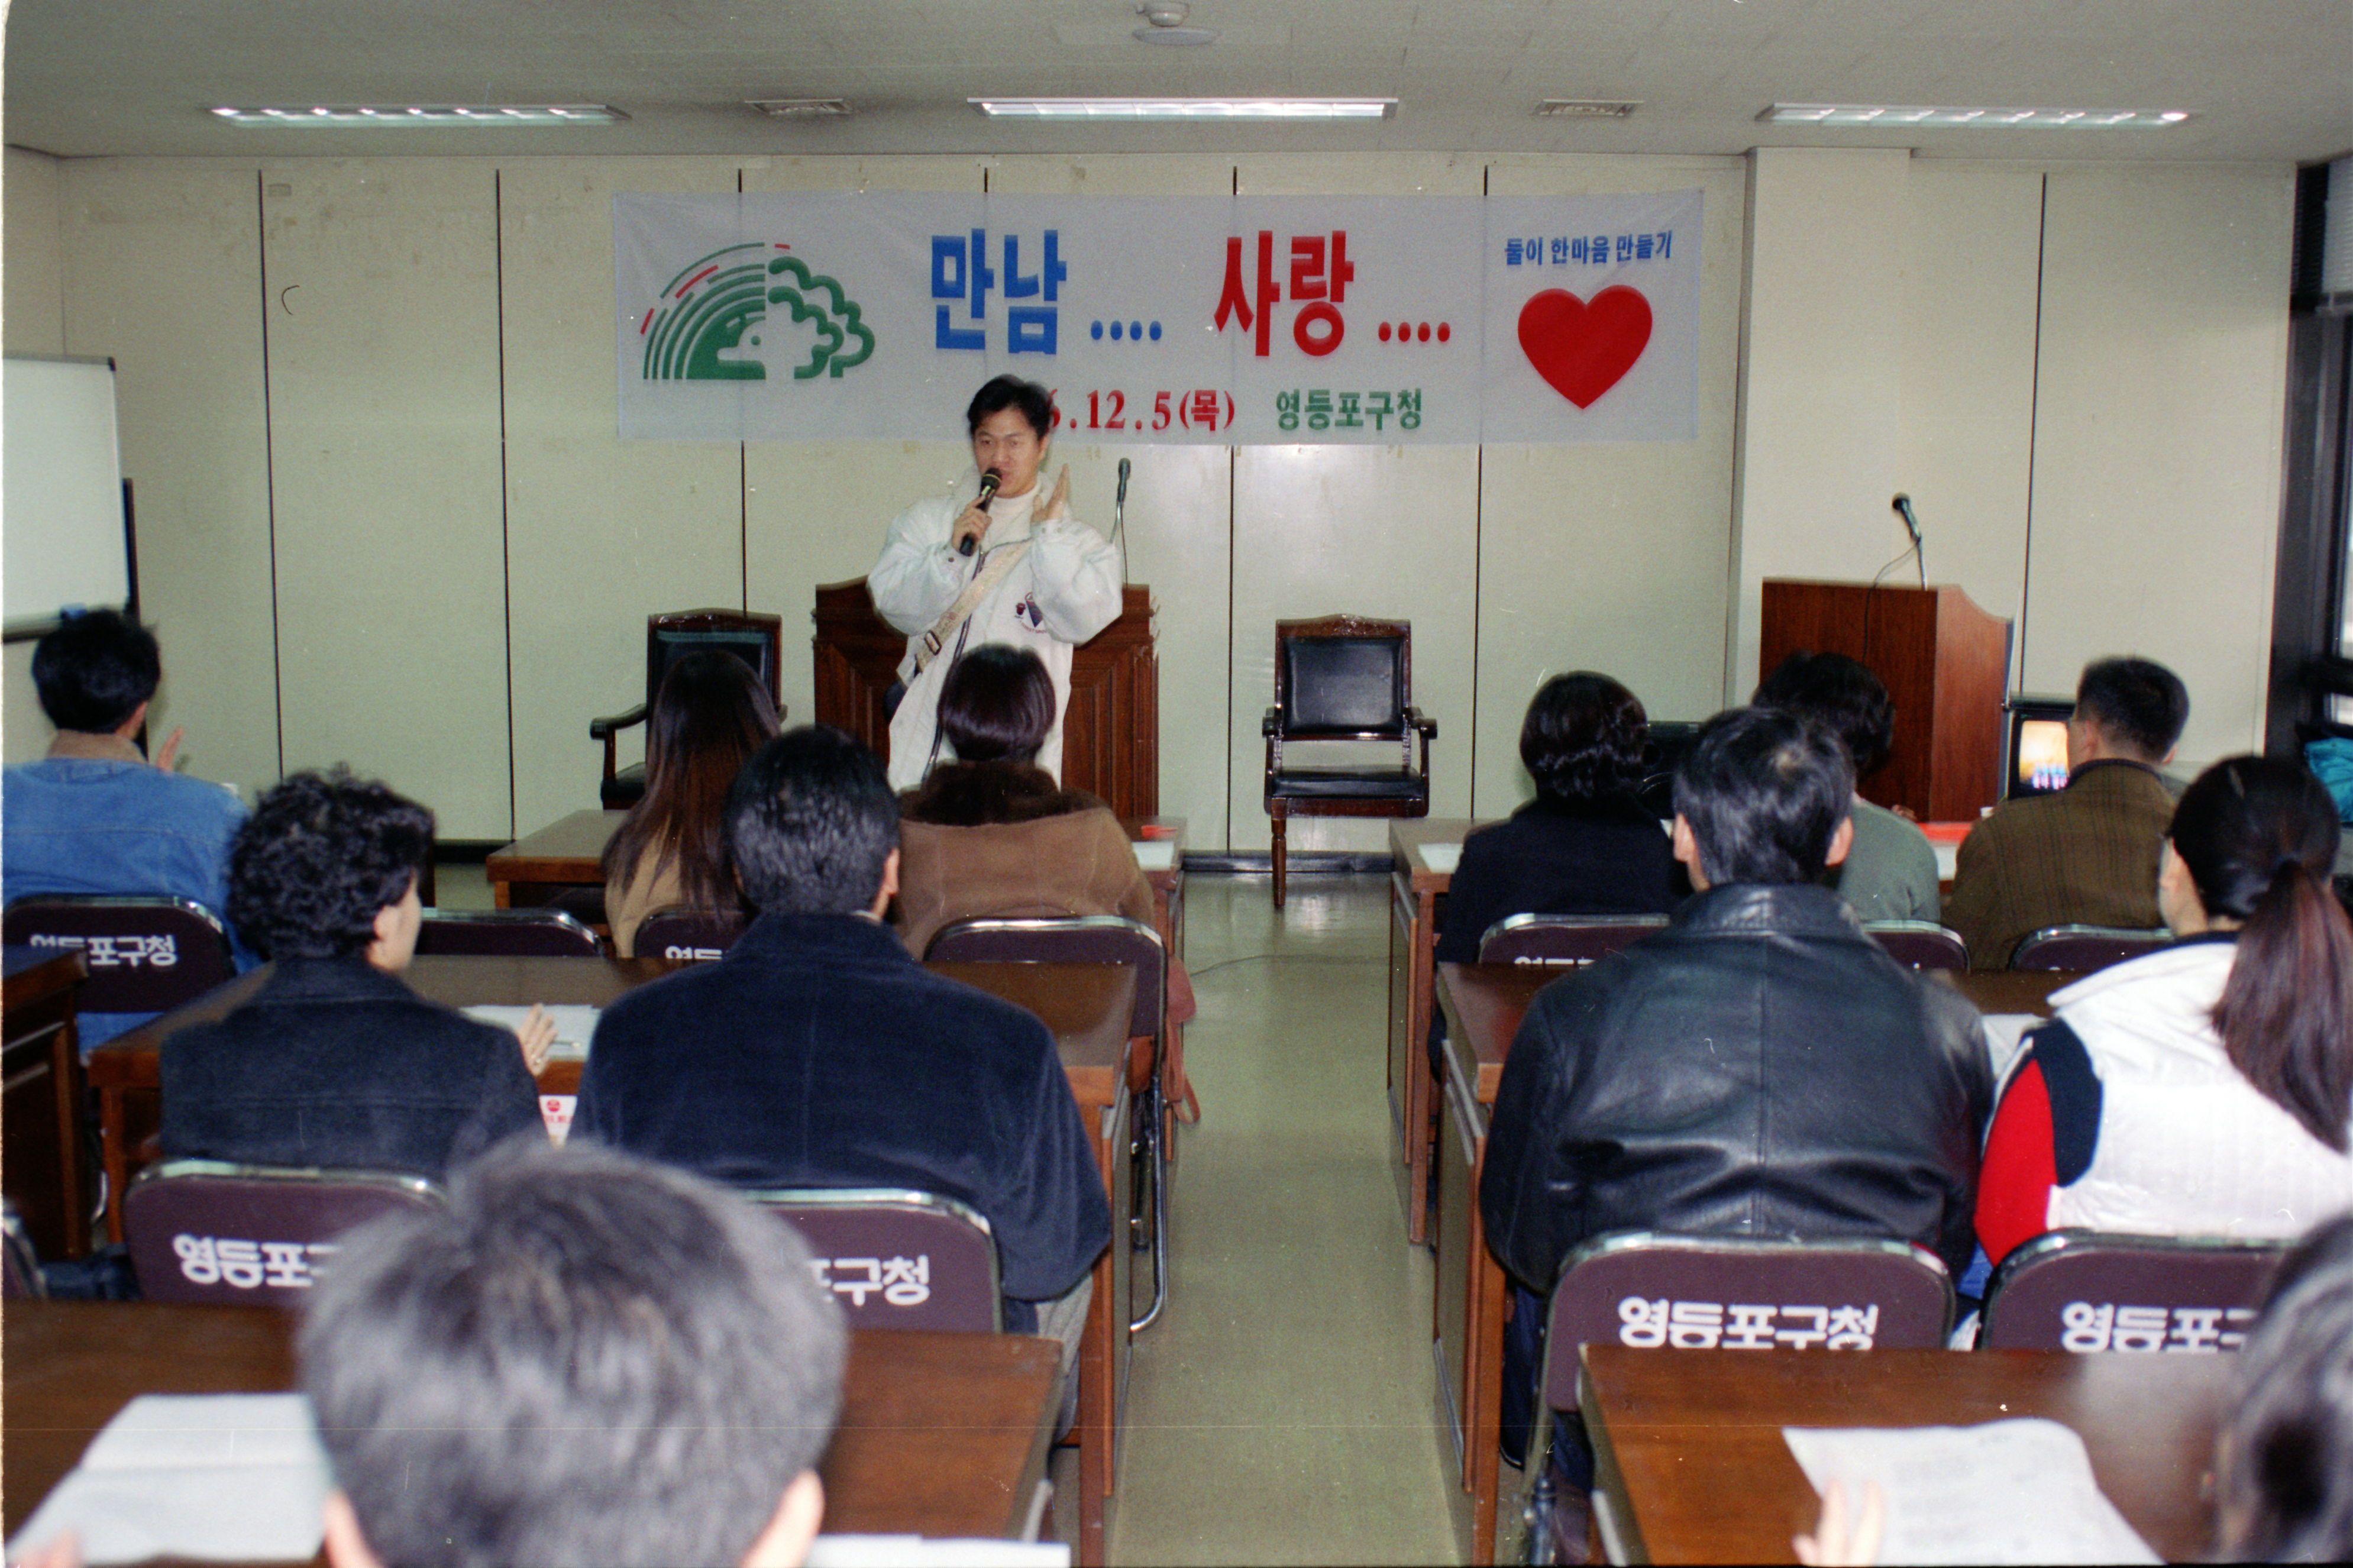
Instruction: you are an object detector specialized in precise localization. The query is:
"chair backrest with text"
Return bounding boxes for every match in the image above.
[634,906,750,964]
[2009,924,2171,972]
[1978,1230,2287,1352]
[124,1159,444,1308]
[1866,920,1971,971]
[1,896,235,1015]
[1479,913,1669,967]
[1541,1233,1955,1415]
[415,909,603,958]
[745,1188,1000,1332]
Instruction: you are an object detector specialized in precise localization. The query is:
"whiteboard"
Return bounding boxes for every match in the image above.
[4,356,131,632]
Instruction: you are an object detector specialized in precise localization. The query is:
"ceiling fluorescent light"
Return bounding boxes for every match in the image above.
[1536,101,1640,119]
[747,99,853,119]
[1764,103,2192,130]
[971,98,1395,121]
[208,104,628,127]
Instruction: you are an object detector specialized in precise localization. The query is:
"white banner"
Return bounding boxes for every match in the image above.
[615,191,1701,445]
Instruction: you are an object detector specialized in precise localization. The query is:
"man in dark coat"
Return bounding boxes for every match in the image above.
[578,725,1110,1356]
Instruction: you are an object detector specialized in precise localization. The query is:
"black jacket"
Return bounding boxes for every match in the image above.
[576,912,1111,1328]
[160,956,544,1181]
[1478,883,1991,1293]
[1434,793,1680,965]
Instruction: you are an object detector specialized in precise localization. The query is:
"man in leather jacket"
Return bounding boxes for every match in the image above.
[1481,706,1992,1302]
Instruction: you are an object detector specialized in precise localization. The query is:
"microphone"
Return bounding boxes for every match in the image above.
[960,468,1002,555]
[1891,493,1927,587]
[1116,457,1131,510]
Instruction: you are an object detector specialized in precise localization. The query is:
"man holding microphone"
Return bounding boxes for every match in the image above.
[868,374,1124,790]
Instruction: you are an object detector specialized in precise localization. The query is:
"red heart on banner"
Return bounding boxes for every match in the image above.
[1517,286,1653,409]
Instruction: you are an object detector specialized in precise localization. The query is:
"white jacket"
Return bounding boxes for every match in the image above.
[2041,939,2353,1240]
[868,473,1123,791]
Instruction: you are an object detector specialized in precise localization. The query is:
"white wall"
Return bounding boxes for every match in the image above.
[5,147,2294,846]
[4,146,67,764]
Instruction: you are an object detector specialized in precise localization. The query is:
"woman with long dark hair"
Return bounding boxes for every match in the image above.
[602,651,779,958]
[1976,755,2353,1264]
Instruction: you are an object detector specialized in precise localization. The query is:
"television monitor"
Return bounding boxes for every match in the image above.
[2006,699,2076,798]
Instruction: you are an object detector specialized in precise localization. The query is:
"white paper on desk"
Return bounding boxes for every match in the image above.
[1130,841,1176,872]
[1932,841,1959,881]
[807,1537,1068,1567]
[1782,1419,2158,1566]
[1418,842,1461,875]
[465,1003,600,1058]
[8,1394,331,1566]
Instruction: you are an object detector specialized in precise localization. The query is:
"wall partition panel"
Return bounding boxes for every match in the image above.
[261,160,513,838]
[59,160,277,798]
[497,157,745,836]
[1474,156,1746,818]
[2025,164,2294,767]
[1225,156,1486,855]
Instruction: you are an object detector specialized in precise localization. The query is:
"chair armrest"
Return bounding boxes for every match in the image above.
[1405,707,1438,741]
[1262,707,1283,736]
[589,704,648,742]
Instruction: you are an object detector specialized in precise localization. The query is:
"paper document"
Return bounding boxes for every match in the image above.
[8,1394,331,1566]
[1782,1419,2159,1566]
[1130,841,1176,872]
[1419,842,1461,875]
[465,1003,600,1058]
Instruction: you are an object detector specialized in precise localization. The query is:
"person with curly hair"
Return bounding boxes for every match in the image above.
[160,770,549,1179]
[1433,671,1680,966]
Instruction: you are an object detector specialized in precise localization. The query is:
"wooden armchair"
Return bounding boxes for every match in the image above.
[590,609,783,809]
[1262,614,1435,908]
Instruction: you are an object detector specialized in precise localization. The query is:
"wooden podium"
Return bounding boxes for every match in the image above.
[1759,580,2011,822]
[812,581,1159,819]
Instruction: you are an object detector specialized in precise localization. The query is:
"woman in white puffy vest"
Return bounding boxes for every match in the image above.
[1976,754,2353,1265]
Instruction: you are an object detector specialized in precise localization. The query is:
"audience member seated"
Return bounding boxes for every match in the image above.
[301,1140,845,1568]
[1753,650,1940,923]
[2218,1214,2353,1560]
[602,649,779,958]
[1479,708,1990,1478]
[1975,756,2353,1267]
[895,644,1197,1059]
[1947,657,2188,968]
[578,725,1111,1372]
[160,771,550,1179]
[1,610,250,1043]
[1432,671,1679,967]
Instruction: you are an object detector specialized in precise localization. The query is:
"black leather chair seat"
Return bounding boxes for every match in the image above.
[1266,767,1430,801]
[600,762,645,810]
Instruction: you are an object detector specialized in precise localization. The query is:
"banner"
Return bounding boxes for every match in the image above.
[615,190,1701,445]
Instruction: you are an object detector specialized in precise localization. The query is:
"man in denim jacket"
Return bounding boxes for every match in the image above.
[3,610,248,1043]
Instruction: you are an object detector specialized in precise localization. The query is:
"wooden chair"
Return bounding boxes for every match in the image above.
[122,1159,444,1308]
[634,906,750,962]
[2009,924,2170,972]
[925,914,1172,1333]
[1865,920,1971,971]
[415,908,603,958]
[1,895,235,1017]
[589,609,784,809]
[1262,615,1436,909]
[1527,1232,1953,1564]
[744,1188,1001,1333]
[1978,1229,2286,1352]
[1478,913,1668,966]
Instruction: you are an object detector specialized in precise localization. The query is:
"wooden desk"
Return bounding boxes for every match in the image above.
[484,807,626,909]
[1580,1344,2232,1564]
[4,947,93,1262]
[4,1301,1062,1549]
[1431,961,2072,1563]
[82,952,1135,1568]
[1386,817,1485,1245]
